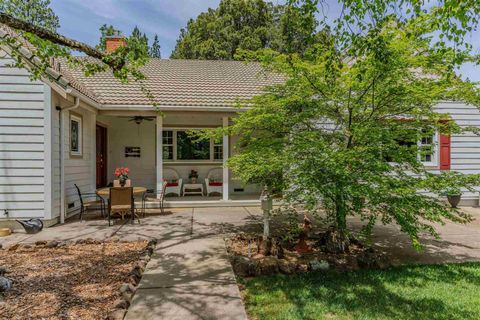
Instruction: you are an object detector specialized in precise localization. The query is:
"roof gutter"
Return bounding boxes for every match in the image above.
[57,96,80,224]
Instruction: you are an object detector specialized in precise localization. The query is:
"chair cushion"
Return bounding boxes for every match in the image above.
[209,182,223,186]
[166,182,178,187]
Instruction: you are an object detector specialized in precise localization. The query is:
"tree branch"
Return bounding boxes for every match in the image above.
[0,13,124,70]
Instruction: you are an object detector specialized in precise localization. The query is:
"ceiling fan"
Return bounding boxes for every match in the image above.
[128,116,155,125]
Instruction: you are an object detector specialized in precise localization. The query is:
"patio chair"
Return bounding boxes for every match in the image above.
[205,167,223,196]
[163,167,182,196]
[143,181,168,215]
[108,187,138,226]
[74,184,105,221]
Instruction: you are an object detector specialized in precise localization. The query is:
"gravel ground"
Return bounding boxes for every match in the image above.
[0,240,147,320]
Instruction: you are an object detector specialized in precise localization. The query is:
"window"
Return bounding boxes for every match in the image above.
[213,137,223,160]
[418,131,438,166]
[70,113,83,157]
[162,129,222,162]
[387,130,438,166]
[163,130,173,160]
[176,131,210,160]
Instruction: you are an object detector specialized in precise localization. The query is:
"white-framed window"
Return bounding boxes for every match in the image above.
[418,131,438,166]
[162,130,173,160]
[70,113,83,157]
[387,130,438,167]
[162,129,223,162]
[213,137,223,160]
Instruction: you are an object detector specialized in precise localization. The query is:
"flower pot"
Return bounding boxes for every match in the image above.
[447,194,461,208]
[190,177,197,184]
[120,178,126,187]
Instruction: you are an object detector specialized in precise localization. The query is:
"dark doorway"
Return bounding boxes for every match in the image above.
[96,124,108,188]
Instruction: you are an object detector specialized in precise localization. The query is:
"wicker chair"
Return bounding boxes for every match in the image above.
[74,184,105,221]
[108,187,138,226]
[205,167,223,196]
[143,181,168,215]
[163,167,182,196]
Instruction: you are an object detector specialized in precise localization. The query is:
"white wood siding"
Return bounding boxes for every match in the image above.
[434,102,480,200]
[51,93,96,217]
[0,53,46,219]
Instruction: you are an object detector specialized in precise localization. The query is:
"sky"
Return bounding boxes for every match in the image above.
[50,0,479,81]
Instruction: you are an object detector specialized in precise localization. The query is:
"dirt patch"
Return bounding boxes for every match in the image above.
[0,240,148,320]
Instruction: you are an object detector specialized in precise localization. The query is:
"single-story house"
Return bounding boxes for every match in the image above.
[1,26,479,227]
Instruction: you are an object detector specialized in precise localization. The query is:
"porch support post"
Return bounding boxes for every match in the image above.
[222,116,229,201]
[156,116,163,198]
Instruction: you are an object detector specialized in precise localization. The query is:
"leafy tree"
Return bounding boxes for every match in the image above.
[150,34,161,58]
[96,24,122,51]
[0,0,59,31]
[216,0,480,249]
[171,0,324,60]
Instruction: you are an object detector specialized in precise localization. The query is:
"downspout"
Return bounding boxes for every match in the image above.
[57,96,80,224]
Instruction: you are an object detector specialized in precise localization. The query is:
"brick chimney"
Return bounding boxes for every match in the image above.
[105,31,126,53]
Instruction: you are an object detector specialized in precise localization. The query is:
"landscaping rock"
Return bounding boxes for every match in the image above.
[120,283,136,294]
[357,249,391,269]
[130,266,143,280]
[7,244,19,251]
[0,266,7,276]
[296,264,309,273]
[0,276,12,292]
[113,298,129,310]
[231,255,255,277]
[255,256,279,275]
[108,309,126,320]
[35,240,47,246]
[45,240,59,248]
[309,259,329,271]
[107,236,120,243]
[22,244,32,249]
[278,260,295,274]
[122,291,133,304]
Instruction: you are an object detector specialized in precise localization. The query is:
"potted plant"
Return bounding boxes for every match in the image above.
[443,184,462,208]
[435,171,480,208]
[189,170,199,184]
[115,167,130,187]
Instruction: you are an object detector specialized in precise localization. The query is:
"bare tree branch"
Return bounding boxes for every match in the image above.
[0,12,124,70]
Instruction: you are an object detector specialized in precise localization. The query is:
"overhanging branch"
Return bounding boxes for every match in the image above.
[0,12,123,70]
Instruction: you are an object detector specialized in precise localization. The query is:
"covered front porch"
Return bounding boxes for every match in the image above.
[95,111,261,207]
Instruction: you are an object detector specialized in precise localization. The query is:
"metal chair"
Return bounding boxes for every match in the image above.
[108,187,138,226]
[74,184,105,221]
[143,181,168,215]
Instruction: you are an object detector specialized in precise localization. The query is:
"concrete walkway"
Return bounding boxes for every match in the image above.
[2,207,258,319]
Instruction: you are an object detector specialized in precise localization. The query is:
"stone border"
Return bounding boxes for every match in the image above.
[0,237,157,320]
[107,239,157,320]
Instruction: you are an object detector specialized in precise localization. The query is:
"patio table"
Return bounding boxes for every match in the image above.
[96,187,147,197]
[96,187,147,217]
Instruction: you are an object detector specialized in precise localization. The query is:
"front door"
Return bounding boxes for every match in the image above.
[96,124,108,188]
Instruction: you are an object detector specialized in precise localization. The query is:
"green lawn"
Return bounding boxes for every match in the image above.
[243,262,480,320]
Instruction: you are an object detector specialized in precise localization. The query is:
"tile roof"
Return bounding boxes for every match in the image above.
[0,23,284,109]
[59,58,284,107]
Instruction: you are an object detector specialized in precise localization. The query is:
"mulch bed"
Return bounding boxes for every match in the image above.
[0,240,148,320]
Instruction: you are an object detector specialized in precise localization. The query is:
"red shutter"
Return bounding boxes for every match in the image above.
[439,133,451,170]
